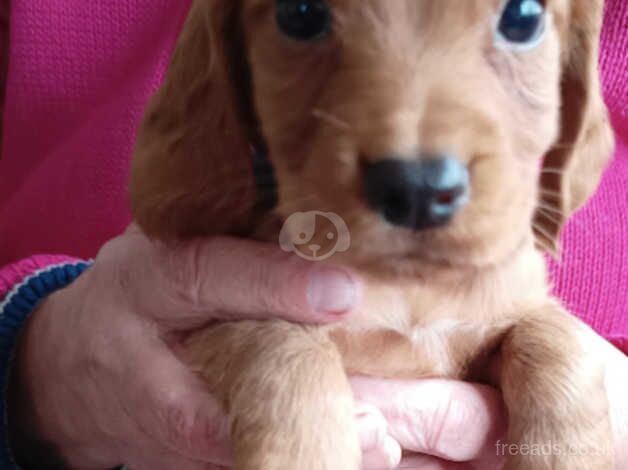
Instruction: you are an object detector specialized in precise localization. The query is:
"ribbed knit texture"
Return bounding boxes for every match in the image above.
[0,0,626,351]
[0,256,82,301]
[0,0,192,264]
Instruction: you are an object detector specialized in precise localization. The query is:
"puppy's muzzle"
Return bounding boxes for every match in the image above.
[363,156,470,230]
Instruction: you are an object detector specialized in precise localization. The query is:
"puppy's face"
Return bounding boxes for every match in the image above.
[131,0,611,271]
[240,0,566,269]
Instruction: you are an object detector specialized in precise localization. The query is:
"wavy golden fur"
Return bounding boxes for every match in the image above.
[130,1,615,468]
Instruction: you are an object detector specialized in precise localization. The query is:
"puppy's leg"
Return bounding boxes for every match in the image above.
[498,307,613,470]
[183,321,360,470]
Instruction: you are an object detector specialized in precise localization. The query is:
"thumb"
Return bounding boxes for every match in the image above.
[351,378,506,463]
[136,235,363,328]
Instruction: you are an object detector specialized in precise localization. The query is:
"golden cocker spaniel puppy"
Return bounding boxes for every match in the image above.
[130,1,615,468]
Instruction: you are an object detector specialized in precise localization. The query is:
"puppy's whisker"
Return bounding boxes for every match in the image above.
[538,188,563,199]
[538,204,585,230]
[549,142,577,151]
[535,201,563,215]
[312,109,352,131]
[535,208,562,225]
[531,223,560,257]
[539,168,567,176]
[535,239,554,255]
[538,168,589,184]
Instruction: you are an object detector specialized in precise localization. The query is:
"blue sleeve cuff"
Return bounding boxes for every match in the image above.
[0,261,92,469]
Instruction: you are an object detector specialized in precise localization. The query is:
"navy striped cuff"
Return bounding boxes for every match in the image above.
[0,261,92,469]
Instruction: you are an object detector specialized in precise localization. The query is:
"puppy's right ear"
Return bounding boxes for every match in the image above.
[533,0,613,252]
[130,0,261,240]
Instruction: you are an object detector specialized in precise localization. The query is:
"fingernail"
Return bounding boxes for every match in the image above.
[307,267,359,314]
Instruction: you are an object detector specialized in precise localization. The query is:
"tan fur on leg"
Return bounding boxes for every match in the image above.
[498,308,613,469]
[183,321,361,470]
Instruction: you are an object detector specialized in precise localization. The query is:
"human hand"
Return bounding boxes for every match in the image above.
[352,334,628,470]
[352,378,506,469]
[10,227,627,470]
[8,228,372,470]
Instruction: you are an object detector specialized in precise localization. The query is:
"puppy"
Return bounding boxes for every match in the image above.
[130,1,615,469]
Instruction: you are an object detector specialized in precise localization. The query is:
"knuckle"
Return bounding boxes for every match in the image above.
[425,396,458,455]
[425,394,482,461]
[161,394,221,458]
[81,330,117,380]
[163,398,197,444]
[163,239,207,309]
[256,257,307,317]
[253,262,282,313]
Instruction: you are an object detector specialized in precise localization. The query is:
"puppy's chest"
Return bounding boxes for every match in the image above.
[328,271,545,380]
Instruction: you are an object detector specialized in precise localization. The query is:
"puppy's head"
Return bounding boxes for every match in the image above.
[131,0,613,270]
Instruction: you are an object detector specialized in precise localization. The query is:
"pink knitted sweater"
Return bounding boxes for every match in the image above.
[0,0,626,352]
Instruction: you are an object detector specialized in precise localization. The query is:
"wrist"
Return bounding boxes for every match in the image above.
[0,262,92,469]
[9,291,101,470]
[8,310,69,469]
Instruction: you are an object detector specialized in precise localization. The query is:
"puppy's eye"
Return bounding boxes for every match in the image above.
[276,0,331,41]
[497,0,546,48]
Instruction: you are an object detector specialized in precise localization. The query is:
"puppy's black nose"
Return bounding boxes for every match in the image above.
[363,157,470,230]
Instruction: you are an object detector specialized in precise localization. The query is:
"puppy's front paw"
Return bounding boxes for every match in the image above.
[498,313,614,470]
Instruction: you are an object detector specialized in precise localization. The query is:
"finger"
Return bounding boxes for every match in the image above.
[121,338,232,464]
[356,403,389,451]
[355,404,402,470]
[361,435,402,470]
[133,236,363,328]
[351,377,506,462]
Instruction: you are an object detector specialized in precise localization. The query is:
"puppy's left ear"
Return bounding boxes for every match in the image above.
[130,0,268,240]
[534,0,614,251]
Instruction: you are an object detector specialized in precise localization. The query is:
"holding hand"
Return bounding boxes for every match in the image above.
[8,228,627,470]
[9,228,367,469]
[354,333,628,469]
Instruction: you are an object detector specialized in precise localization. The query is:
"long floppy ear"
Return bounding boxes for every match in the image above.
[130,0,264,240]
[534,0,614,251]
